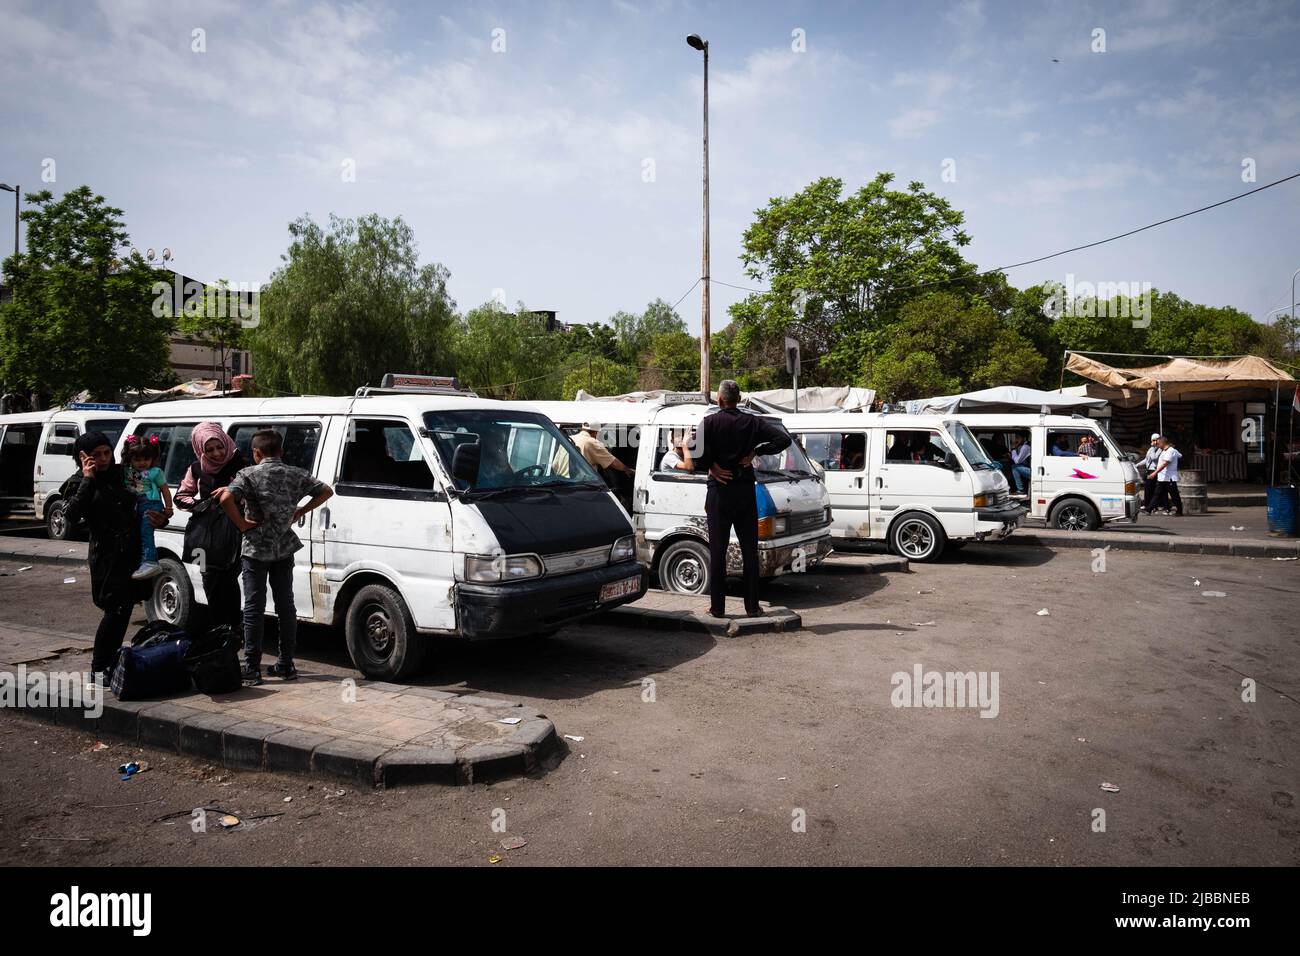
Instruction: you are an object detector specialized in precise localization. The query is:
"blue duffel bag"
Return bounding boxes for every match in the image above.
[110,624,193,701]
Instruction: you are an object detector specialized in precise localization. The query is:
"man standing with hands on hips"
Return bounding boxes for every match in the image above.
[688,380,792,618]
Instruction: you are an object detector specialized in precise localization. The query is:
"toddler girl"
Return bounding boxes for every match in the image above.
[124,435,173,580]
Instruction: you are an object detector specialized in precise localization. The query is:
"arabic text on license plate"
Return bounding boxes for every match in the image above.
[600,576,640,602]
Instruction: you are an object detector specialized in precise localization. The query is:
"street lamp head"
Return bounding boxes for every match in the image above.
[686,34,706,51]
[0,184,15,193]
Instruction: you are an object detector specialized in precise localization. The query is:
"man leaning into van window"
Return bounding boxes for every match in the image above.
[688,380,792,619]
[553,421,634,481]
[218,429,334,685]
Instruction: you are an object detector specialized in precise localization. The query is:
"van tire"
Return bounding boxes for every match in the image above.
[1049,499,1100,531]
[345,584,426,681]
[146,557,194,629]
[888,512,946,562]
[658,539,711,595]
[45,498,75,540]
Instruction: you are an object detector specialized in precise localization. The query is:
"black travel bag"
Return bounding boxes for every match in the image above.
[183,625,243,695]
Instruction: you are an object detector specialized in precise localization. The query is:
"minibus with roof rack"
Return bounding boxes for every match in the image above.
[781,411,1025,561]
[103,375,647,679]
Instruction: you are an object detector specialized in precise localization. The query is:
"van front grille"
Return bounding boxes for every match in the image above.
[542,545,610,576]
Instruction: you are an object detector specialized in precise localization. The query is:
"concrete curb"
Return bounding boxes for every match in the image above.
[1002,531,1300,558]
[15,685,558,788]
[599,603,803,636]
[0,544,87,567]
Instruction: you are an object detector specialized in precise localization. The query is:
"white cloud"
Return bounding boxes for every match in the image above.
[889,108,940,138]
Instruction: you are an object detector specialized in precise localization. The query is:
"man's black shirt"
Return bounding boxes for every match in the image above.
[692,407,793,490]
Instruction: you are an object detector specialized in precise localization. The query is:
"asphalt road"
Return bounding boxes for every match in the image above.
[1,542,1297,866]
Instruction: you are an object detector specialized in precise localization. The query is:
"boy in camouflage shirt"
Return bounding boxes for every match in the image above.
[219,429,333,684]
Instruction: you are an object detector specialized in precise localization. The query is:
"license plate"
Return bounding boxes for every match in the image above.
[599,575,641,603]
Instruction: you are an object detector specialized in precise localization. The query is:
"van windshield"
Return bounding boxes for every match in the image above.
[753,433,819,481]
[944,422,999,470]
[425,410,604,494]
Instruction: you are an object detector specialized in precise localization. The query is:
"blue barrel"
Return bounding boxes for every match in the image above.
[1267,486,1298,536]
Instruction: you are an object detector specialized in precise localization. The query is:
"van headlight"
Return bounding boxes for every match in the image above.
[464,553,543,583]
[610,535,636,563]
[973,493,991,508]
[757,514,788,539]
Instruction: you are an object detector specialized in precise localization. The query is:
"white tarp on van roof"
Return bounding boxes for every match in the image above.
[574,385,874,412]
[905,385,1108,415]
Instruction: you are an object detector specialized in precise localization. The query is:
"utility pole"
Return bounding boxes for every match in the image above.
[687,34,710,396]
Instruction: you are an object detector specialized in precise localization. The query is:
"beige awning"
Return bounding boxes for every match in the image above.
[1065,354,1295,407]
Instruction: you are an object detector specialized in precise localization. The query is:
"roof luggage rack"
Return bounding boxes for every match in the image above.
[355,373,478,398]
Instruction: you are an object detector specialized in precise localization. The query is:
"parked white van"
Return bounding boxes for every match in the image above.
[955,414,1141,530]
[529,397,833,595]
[0,406,131,535]
[781,412,1025,561]
[108,383,648,679]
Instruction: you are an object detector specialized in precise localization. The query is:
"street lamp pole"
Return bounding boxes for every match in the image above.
[0,184,19,267]
[687,34,710,396]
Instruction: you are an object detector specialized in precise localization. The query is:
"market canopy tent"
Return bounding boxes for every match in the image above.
[904,385,1108,415]
[1064,353,1295,408]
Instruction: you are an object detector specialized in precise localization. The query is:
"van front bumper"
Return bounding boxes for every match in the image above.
[738,533,833,576]
[455,562,649,640]
[973,504,1026,540]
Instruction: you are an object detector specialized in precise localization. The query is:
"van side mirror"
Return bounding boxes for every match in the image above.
[451,443,481,484]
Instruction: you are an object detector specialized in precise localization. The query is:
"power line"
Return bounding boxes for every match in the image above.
[670,277,702,312]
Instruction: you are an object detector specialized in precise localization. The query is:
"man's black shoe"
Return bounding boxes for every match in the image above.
[267,661,298,681]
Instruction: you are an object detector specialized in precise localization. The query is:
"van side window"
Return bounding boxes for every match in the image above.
[87,418,128,450]
[884,429,948,465]
[655,427,698,474]
[1046,429,1106,458]
[44,423,78,456]
[133,423,199,486]
[339,419,433,491]
[230,423,321,473]
[798,432,865,471]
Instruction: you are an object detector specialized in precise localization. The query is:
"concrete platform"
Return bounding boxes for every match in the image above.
[3,625,559,787]
[598,589,803,636]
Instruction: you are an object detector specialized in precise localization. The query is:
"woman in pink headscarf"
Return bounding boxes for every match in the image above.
[175,422,249,635]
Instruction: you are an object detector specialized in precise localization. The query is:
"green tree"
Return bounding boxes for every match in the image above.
[561,355,636,399]
[611,298,687,365]
[452,302,572,400]
[728,173,977,384]
[866,292,1046,401]
[0,186,174,403]
[639,331,699,391]
[250,213,456,394]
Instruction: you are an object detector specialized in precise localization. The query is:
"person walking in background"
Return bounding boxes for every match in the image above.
[688,380,792,618]
[1148,435,1183,516]
[67,432,169,685]
[1009,435,1032,495]
[174,422,250,636]
[1140,432,1162,513]
[122,435,172,580]
[218,429,333,684]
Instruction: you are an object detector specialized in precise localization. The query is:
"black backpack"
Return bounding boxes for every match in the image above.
[181,459,245,572]
[183,625,243,694]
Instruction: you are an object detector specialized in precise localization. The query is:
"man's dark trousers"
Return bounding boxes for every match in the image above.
[706,485,760,617]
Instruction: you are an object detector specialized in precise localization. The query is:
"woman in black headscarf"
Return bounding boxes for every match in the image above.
[66,431,172,681]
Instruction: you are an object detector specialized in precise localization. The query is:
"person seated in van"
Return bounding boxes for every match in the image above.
[1050,435,1076,456]
[1008,435,1032,494]
[122,435,173,580]
[553,421,634,482]
[841,434,866,470]
[218,429,333,684]
[659,429,694,472]
[1077,434,1099,458]
[886,432,923,462]
[346,424,396,484]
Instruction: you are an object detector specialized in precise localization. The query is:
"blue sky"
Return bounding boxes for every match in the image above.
[3,0,1299,337]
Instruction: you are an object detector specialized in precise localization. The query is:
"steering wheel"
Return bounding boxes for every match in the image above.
[516,464,547,478]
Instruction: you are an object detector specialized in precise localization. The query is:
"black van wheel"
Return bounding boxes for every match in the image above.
[345,584,427,681]
[45,498,74,540]
[1049,499,1100,531]
[659,539,710,595]
[146,557,194,629]
[889,512,946,562]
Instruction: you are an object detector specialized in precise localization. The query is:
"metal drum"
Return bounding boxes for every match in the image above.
[1178,469,1208,515]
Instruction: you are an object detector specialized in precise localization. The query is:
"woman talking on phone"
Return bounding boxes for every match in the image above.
[66,431,172,685]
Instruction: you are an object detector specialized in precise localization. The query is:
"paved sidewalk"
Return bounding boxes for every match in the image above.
[3,625,557,787]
